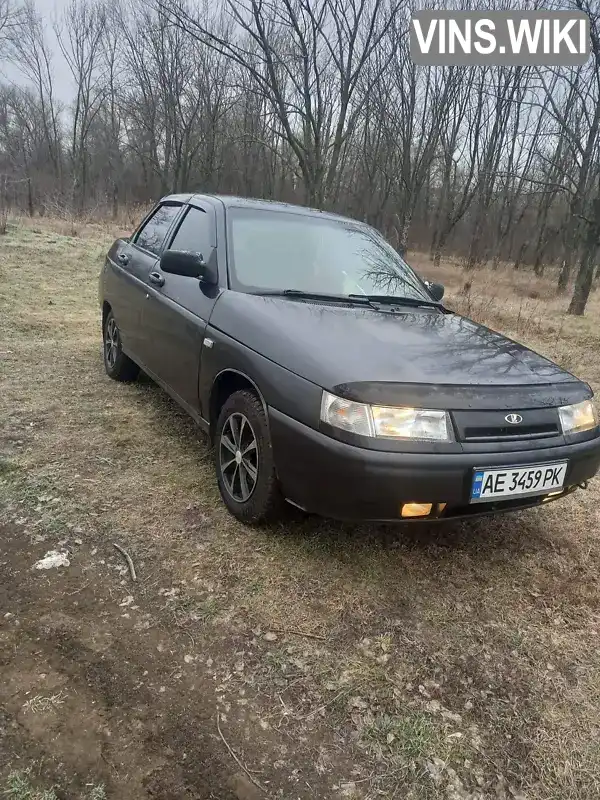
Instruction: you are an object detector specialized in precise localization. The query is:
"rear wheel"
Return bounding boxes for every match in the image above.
[103,311,139,382]
[215,390,285,524]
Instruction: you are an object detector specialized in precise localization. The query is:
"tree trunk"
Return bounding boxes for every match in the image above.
[466,225,483,270]
[398,214,411,256]
[557,258,571,292]
[27,177,33,217]
[513,241,528,271]
[568,198,600,315]
[433,226,450,268]
[568,247,597,315]
[533,247,545,276]
[429,228,438,260]
[558,207,583,292]
[111,182,119,221]
[532,219,549,276]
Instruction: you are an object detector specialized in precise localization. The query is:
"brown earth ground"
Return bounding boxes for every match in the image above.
[1,217,600,800]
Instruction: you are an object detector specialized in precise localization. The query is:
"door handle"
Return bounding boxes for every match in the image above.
[117,252,130,266]
[149,271,165,287]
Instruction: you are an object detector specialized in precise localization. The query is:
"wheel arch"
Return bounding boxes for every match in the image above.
[102,300,112,329]
[209,369,269,442]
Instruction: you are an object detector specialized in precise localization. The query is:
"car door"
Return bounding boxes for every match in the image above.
[105,236,142,357]
[126,202,186,367]
[141,203,220,419]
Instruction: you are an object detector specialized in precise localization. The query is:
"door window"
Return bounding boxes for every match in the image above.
[169,206,213,256]
[134,204,182,256]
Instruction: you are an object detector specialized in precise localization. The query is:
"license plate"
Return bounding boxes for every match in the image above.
[470,462,567,503]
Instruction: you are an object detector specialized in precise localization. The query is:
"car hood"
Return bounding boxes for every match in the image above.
[209,293,587,409]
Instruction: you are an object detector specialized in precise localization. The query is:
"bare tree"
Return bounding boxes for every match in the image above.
[56,0,107,212]
[430,67,485,267]
[0,0,21,46]
[7,0,62,188]
[567,0,600,314]
[158,0,402,206]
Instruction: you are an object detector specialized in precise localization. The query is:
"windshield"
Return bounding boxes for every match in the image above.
[227,208,432,302]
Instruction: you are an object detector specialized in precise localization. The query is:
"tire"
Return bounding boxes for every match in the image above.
[103,310,140,382]
[215,389,285,524]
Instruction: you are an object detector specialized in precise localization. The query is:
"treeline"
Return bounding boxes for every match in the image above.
[0,0,599,312]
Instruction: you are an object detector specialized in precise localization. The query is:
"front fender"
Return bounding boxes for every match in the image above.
[199,326,322,430]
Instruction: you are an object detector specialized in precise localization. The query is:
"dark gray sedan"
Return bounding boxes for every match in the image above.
[99,195,600,523]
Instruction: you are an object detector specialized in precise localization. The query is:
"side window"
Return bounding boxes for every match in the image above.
[134,204,182,256]
[169,206,213,256]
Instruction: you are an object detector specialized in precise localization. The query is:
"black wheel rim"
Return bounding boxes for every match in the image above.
[105,318,119,368]
[219,412,258,502]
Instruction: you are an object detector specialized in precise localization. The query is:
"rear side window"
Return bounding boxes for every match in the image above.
[169,206,213,256]
[135,204,182,255]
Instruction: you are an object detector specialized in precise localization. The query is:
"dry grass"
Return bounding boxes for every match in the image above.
[2,768,105,800]
[1,218,600,798]
[22,692,67,714]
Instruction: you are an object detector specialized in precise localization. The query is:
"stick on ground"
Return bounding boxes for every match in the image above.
[113,543,137,582]
[216,711,267,793]
[272,628,327,641]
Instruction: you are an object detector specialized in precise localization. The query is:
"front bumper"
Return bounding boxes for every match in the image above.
[269,408,600,521]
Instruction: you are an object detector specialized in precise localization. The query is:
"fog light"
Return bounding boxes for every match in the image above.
[401,502,433,518]
[542,490,564,503]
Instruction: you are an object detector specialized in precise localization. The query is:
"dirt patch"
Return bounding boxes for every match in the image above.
[0,520,288,799]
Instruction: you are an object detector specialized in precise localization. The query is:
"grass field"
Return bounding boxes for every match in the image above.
[1,218,600,799]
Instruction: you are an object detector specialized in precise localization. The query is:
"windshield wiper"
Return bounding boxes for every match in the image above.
[254,289,372,305]
[252,289,443,311]
[350,294,444,310]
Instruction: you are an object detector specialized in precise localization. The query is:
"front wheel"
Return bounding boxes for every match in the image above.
[215,390,285,524]
[103,311,140,382]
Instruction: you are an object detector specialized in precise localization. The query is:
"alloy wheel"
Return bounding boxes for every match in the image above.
[219,412,259,502]
[105,317,119,369]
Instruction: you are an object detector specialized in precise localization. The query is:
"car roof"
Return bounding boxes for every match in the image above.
[160,193,366,226]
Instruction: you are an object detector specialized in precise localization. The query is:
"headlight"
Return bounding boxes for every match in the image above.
[558,399,598,434]
[371,405,453,441]
[320,391,453,441]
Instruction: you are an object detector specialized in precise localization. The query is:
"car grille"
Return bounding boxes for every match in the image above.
[451,409,561,442]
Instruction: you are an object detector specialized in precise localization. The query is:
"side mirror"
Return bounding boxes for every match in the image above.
[425,280,444,302]
[160,249,218,285]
